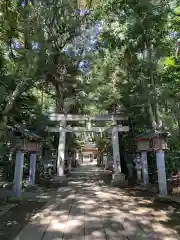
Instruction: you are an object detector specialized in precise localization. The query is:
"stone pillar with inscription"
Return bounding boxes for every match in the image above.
[156,150,167,195]
[13,151,25,197]
[141,151,149,185]
[28,152,37,185]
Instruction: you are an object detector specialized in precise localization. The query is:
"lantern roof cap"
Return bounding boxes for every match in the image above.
[7,125,41,141]
[135,129,169,139]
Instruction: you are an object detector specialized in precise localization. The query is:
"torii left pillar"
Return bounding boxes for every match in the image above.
[53,122,67,183]
[111,125,126,185]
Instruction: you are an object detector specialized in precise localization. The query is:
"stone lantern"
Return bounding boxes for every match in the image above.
[135,130,168,195]
[13,129,41,152]
[136,133,150,152]
[12,127,41,197]
[136,130,168,152]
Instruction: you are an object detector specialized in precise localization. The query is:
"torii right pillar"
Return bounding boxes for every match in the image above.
[53,122,67,185]
[111,125,127,186]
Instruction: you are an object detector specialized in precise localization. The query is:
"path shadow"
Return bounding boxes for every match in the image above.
[13,162,180,240]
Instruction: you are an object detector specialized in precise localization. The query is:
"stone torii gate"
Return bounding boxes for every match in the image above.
[48,113,129,184]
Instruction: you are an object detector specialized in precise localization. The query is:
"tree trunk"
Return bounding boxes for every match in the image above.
[147,100,156,129]
[9,147,16,162]
[55,83,63,113]
[177,114,180,136]
[0,0,32,141]
[0,81,27,140]
[146,39,162,129]
[0,116,8,140]
[175,105,180,135]
[141,47,156,129]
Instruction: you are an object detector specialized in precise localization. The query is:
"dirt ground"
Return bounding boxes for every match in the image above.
[0,186,59,240]
[124,186,180,237]
[0,200,46,240]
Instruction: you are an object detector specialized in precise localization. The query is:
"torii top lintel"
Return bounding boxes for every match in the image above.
[49,113,128,121]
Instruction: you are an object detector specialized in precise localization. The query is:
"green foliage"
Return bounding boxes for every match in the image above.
[0,0,91,136]
[83,0,180,175]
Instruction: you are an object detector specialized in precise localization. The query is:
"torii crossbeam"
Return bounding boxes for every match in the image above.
[49,113,128,121]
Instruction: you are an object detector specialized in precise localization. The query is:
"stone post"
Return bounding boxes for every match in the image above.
[13,151,25,197]
[76,151,79,162]
[28,152,37,185]
[69,154,72,169]
[156,150,167,195]
[52,150,57,173]
[127,162,134,179]
[134,154,142,182]
[53,122,67,183]
[104,155,108,169]
[53,157,57,173]
[141,151,149,185]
